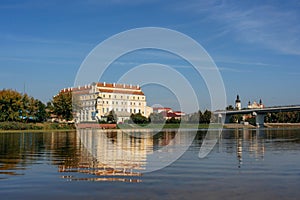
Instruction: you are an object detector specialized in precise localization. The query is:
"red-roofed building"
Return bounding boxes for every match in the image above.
[63,82,153,123]
[152,107,185,120]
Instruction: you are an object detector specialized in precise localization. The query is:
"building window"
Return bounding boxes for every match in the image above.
[134,109,136,113]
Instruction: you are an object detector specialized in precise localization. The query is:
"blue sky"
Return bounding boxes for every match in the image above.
[1,0,300,112]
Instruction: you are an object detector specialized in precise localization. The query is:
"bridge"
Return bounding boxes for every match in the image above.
[214,105,300,127]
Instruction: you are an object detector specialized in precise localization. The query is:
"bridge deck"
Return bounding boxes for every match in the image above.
[215,105,300,115]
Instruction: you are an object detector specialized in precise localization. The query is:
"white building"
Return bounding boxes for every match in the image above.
[62,82,153,123]
[248,99,264,109]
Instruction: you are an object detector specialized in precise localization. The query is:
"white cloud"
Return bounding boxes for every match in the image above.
[173,0,300,55]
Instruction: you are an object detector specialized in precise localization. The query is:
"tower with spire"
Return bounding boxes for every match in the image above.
[235,95,241,110]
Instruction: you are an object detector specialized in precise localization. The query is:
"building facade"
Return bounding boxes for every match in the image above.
[247,99,264,109]
[63,82,153,123]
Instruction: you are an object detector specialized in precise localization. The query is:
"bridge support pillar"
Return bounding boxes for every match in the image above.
[255,113,265,127]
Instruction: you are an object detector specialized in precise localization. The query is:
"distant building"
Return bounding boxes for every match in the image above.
[248,99,264,109]
[153,107,185,120]
[61,82,153,123]
[235,95,242,110]
[152,107,172,113]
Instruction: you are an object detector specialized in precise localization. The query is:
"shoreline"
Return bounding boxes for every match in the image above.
[1,123,300,132]
[0,129,75,133]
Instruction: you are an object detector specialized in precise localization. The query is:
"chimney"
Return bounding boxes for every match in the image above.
[113,83,116,87]
[103,82,106,86]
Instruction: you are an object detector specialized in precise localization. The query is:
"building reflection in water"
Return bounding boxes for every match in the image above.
[59,129,195,182]
[234,128,265,168]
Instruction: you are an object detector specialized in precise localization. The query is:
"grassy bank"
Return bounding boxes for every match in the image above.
[0,122,75,132]
[117,123,223,129]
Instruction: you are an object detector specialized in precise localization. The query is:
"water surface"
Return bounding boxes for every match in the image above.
[0,128,299,199]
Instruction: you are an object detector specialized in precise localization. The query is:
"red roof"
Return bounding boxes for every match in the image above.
[97,82,140,90]
[153,107,172,111]
[59,82,144,95]
[160,111,182,118]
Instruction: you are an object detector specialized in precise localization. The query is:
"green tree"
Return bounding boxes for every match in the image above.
[149,112,165,123]
[201,110,212,124]
[226,105,235,110]
[0,89,24,122]
[230,114,243,123]
[131,113,149,124]
[52,91,73,121]
[106,110,117,123]
[35,100,47,122]
[166,117,180,124]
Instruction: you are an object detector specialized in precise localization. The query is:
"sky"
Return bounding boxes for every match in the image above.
[1,0,300,112]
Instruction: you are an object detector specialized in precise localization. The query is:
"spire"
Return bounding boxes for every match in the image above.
[259,99,262,105]
[235,94,241,103]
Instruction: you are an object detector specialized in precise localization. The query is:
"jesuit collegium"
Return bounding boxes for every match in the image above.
[61,82,153,123]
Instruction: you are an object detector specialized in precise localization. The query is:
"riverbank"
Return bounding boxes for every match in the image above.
[264,123,300,128]
[2,122,300,132]
[223,123,256,129]
[0,122,75,132]
[117,123,223,129]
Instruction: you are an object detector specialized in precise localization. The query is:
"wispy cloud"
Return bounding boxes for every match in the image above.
[215,57,274,67]
[173,0,300,55]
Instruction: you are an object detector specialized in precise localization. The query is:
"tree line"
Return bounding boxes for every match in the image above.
[115,110,214,124]
[229,112,300,125]
[0,89,72,122]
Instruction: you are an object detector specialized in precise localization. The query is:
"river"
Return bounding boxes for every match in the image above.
[0,128,299,199]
